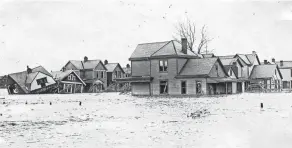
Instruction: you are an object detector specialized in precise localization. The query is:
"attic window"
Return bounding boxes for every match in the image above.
[159,60,168,72]
[68,74,76,81]
[36,77,48,88]
[230,70,232,76]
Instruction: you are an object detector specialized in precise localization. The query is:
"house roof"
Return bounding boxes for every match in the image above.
[275,61,292,69]
[123,67,131,74]
[51,70,86,85]
[8,66,53,93]
[202,53,215,58]
[224,65,238,78]
[130,40,201,60]
[249,64,283,79]
[178,58,218,77]
[67,60,103,70]
[105,63,119,72]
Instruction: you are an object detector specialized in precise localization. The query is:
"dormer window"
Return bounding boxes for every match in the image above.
[159,60,168,72]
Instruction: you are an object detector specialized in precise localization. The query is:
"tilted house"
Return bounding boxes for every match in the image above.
[273,59,292,90]
[62,56,107,92]
[249,64,283,92]
[7,66,56,94]
[117,38,231,96]
[51,70,86,93]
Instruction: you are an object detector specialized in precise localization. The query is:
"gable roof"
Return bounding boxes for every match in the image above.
[51,70,86,85]
[123,67,131,74]
[178,58,227,77]
[130,40,201,60]
[224,65,238,78]
[249,64,283,79]
[8,66,53,93]
[66,59,104,70]
[275,61,292,69]
[105,63,124,73]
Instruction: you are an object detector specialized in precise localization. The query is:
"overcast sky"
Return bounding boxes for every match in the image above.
[0,0,292,75]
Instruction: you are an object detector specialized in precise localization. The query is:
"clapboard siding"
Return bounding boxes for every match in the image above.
[132,83,150,95]
[132,60,150,76]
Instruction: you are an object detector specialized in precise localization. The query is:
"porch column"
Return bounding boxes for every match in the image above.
[225,82,228,94]
[74,84,76,93]
[63,84,65,91]
[70,84,73,93]
[242,82,245,93]
[81,85,83,93]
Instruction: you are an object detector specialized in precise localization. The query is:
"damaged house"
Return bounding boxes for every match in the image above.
[7,66,56,94]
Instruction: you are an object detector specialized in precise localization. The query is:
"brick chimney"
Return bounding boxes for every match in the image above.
[181,38,187,54]
[84,56,88,62]
[272,58,275,63]
[280,60,283,66]
[232,61,237,66]
[27,66,32,74]
[126,64,130,68]
[252,51,257,55]
[264,60,268,64]
[104,60,108,65]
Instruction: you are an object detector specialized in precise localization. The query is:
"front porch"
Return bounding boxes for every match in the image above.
[206,78,244,95]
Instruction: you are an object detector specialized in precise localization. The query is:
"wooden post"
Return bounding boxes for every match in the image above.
[63,84,66,92]
[74,84,76,93]
[225,82,228,94]
[70,84,73,93]
[81,85,83,93]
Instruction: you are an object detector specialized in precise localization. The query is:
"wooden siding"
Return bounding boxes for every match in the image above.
[31,73,55,91]
[279,68,292,81]
[132,60,150,76]
[132,83,150,95]
[177,59,187,74]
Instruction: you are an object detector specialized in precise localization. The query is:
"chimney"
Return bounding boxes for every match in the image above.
[104,60,108,65]
[61,67,66,72]
[84,56,88,62]
[280,60,283,66]
[232,61,237,66]
[272,58,275,63]
[252,51,256,55]
[27,66,32,74]
[264,60,268,64]
[126,64,130,68]
[181,38,187,54]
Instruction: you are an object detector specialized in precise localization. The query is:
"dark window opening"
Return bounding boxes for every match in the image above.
[230,70,232,76]
[159,60,168,72]
[181,81,186,94]
[196,81,202,94]
[37,77,48,88]
[160,81,168,94]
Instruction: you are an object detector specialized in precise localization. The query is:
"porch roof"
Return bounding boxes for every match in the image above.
[207,78,238,83]
[115,76,153,83]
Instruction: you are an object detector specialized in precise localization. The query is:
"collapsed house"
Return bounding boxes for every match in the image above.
[51,70,86,93]
[6,66,57,94]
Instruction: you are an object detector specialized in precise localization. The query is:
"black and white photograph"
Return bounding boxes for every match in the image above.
[1,0,292,147]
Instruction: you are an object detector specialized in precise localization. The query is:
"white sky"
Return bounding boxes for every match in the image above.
[0,0,292,75]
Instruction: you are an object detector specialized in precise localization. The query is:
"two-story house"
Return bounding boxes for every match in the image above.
[105,63,125,87]
[62,56,107,92]
[274,59,292,90]
[51,70,86,93]
[7,66,56,94]
[117,38,230,96]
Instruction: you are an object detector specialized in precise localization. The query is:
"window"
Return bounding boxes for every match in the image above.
[181,81,187,94]
[160,81,168,94]
[159,60,168,72]
[196,81,202,94]
[36,77,48,88]
[101,71,104,78]
[68,74,75,81]
[97,72,99,78]
[283,81,290,89]
[291,69,292,77]
[275,70,277,75]
[115,71,118,78]
[229,70,232,76]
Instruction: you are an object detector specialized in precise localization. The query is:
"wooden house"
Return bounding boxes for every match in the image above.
[62,56,107,92]
[105,63,125,87]
[116,38,232,96]
[6,66,56,94]
[248,64,283,92]
[272,60,292,90]
[51,70,86,93]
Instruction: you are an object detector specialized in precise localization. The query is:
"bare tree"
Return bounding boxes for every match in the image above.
[173,19,212,54]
